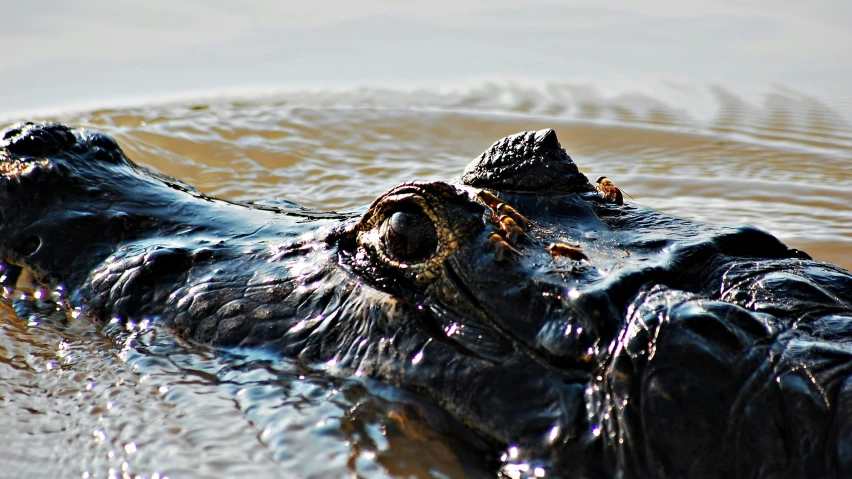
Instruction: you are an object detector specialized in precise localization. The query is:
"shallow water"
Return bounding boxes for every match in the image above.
[2,0,852,477]
[1,90,850,478]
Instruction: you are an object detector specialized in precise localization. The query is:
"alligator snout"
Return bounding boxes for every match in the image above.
[0,122,214,290]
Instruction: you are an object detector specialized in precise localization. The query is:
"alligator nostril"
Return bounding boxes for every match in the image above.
[19,236,41,256]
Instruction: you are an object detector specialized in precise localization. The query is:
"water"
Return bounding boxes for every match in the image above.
[1,293,491,479]
[56,94,852,267]
[1,1,851,478]
[2,89,849,478]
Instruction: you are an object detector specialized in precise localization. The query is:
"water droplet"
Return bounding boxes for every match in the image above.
[548,426,559,442]
[445,323,458,336]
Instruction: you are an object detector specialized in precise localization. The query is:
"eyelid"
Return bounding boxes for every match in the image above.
[374,197,433,231]
[379,196,429,220]
[381,193,418,205]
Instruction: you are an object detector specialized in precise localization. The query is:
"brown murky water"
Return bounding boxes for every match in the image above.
[2,1,851,477]
[66,93,852,268]
[1,89,849,478]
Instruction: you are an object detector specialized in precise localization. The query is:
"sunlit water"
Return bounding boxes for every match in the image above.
[1,1,851,475]
[1,85,849,478]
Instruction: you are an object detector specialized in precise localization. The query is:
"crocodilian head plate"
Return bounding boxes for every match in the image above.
[459,128,595,194]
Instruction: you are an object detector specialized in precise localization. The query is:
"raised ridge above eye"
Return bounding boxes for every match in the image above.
[459,128,594,194]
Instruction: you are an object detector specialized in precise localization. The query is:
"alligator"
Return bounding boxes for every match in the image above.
[2,122,851,478]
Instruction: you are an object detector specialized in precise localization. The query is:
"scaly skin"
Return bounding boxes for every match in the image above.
[2,122,851,477]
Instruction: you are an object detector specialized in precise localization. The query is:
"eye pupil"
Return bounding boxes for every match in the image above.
[385,209,438,262]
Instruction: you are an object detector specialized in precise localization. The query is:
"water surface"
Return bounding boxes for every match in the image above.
[2,93,849,478]
[1,1,850,478]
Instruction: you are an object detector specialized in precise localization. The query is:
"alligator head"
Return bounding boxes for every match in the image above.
[2,122,852,477]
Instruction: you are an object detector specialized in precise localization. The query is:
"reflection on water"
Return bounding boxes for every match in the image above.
[1,293,492,479]
[1,84,851,477]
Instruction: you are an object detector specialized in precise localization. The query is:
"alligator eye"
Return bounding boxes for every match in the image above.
[19,236,41,256]
[383,209,439,262]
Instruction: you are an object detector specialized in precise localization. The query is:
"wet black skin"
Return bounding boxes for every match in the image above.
[2,122,852,478]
